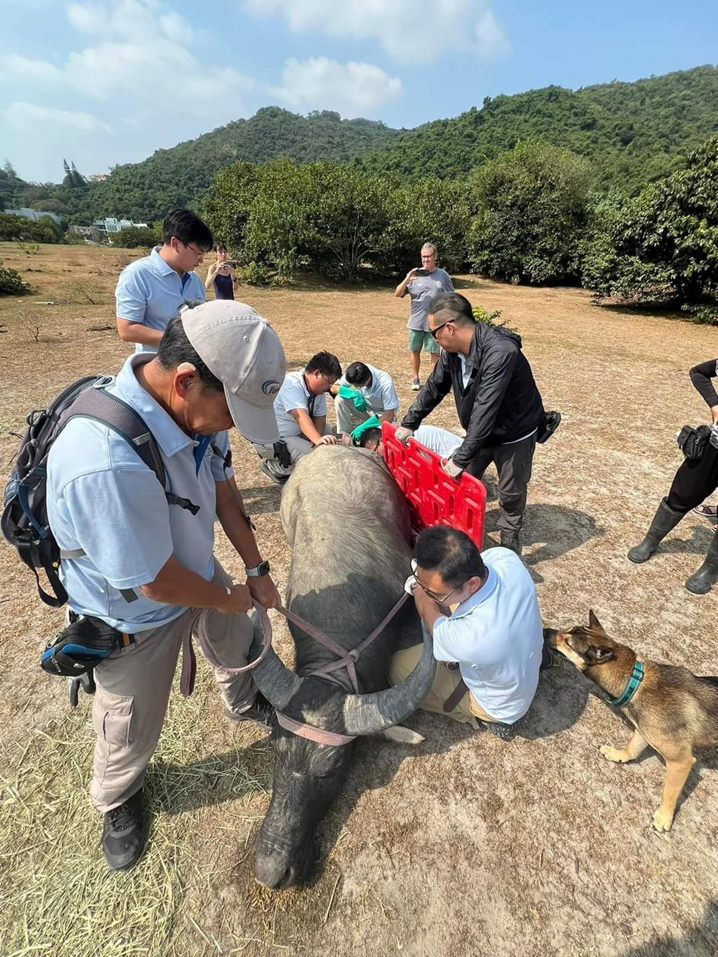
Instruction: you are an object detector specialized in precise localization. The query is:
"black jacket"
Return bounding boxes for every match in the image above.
[401,324,544,469]
[690,359,718,408]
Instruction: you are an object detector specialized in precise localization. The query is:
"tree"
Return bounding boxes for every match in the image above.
[582,135,718,318]
[467,142,592,284]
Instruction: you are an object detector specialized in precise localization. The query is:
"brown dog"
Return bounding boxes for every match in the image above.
[544,611,718,831]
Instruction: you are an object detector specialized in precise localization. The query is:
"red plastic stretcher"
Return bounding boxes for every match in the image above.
[381,422,486,548]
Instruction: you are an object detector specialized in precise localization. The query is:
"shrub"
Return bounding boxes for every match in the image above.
[0,262,26,296]
[472,304,518,333]
[582,135,718,309]
[112,225,160,248]
[241,261,272,286]
[467,142,592,285]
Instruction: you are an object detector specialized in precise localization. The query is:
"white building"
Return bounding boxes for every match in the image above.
[92,218,149,233]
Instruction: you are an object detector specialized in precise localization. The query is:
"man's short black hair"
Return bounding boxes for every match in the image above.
[428,292,476,328]
[345,361,372,387]
[157,314,224,392]
[306,351,342,379]
[358,427,382,450]
[162,208,214,251]
[414,525,486,587]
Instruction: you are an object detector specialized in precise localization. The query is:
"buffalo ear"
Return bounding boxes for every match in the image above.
[588,609,604,632]
[586,645,613,665]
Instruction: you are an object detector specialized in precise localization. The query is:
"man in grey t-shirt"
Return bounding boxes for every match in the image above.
[394,242,454,390]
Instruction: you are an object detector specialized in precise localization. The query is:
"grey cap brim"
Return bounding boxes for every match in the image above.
[224,383,280,446]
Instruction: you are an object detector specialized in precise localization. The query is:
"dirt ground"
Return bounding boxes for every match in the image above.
[1,243,717,957]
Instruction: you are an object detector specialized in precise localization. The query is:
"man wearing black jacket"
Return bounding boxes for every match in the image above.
[628,358,718,594]
[397,293,551,556]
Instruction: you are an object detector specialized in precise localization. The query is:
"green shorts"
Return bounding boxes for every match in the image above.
[408,329,440,354]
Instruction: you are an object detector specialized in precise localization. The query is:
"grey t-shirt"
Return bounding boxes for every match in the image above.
[404,268,455,331]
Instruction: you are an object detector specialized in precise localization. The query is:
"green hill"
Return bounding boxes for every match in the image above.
[5,66,718,224]
[76,108,402,222]
[356,65,718,193]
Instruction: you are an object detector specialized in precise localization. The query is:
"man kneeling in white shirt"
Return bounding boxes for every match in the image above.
[390,525,544,732]
[256,351,341,483]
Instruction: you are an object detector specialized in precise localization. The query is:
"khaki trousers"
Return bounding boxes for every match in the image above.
[389,644,497,726]
[90,560,254,813]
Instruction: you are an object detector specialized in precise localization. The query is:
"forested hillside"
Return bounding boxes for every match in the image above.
[3,66,717,223]
[356,66,718,194]
[1,109,401,223]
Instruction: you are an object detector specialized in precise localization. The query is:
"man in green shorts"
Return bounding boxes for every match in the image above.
[395,242,454,390]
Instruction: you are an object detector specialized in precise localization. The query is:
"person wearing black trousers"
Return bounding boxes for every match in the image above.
[628,359,718,594]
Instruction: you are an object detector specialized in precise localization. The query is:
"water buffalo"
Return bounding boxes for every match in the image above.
[249,445,436,888]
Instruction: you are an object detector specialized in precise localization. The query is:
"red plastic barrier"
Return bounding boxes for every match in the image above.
[381,422,486,548]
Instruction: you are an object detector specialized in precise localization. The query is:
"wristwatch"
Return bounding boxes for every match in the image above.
[245,560,271,578]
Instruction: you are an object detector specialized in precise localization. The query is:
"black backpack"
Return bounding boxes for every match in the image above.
[1,375,203,608]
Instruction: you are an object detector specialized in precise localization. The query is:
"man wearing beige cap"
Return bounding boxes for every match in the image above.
[46,299,286,871]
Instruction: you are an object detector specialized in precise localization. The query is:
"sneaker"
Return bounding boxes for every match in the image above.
[226,692,274,729]
[259,460,290,486]
[102,789,145,871]
[411,378,420,391]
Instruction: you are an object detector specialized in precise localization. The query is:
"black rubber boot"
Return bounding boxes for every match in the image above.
[500,530,522,557]
[685,529,718,595]
[627,499,684,564]
[102,789,145,871]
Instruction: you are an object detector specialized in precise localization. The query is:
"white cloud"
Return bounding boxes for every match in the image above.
[3,101,112,133]
[0,1,252,118]
[244,0,509,64]
[0,55,63,81]
[269,57,402,116]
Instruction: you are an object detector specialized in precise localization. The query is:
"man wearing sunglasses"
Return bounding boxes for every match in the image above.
[396,292,558,556]
[389,525,544,731]
[116,208,214,354]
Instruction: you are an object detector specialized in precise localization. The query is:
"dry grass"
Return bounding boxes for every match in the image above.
[1,243,718,956]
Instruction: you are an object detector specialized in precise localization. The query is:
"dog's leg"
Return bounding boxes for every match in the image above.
[600,729,648,764]
[653,754,696,832]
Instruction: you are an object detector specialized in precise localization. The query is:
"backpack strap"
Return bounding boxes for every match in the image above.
[59,385,200,603]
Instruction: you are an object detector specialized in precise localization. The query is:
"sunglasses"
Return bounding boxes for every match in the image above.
[429,319,454,339]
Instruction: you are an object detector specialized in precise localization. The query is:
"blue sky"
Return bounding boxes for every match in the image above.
[0,0,716,184]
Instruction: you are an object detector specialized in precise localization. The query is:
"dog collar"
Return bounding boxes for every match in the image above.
[605,661,644,707]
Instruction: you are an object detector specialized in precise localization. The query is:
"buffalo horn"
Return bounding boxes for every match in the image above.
[341,624,437,736]
[248,614,304,709]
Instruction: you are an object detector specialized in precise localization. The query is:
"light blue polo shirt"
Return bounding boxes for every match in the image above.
[46,355,233,633]
[433,547,543,723]
[115,246,205,354]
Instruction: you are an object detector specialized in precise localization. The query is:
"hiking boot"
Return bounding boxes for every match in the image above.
[628,498,684,564]
[259,459,290,486]
[500,530,522,556]
[226,692,274,729]
[102,789,145,871]
[685,529,718,595]
[411,378,420,391]
[484,720,516,741]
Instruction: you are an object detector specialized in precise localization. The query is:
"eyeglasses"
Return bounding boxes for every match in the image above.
[429,319,454,339]
[182,241,205,258]
[415,576,466,605]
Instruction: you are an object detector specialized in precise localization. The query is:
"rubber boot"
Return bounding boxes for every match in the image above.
[627,499,683,564]
[685,529,718,595]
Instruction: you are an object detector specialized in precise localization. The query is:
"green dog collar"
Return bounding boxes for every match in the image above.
[605,661,644,707]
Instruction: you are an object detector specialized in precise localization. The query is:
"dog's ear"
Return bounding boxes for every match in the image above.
[588,609,605,633]
[586,645,613,665]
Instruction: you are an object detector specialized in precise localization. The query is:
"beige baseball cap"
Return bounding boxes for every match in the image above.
[180,299,286,445]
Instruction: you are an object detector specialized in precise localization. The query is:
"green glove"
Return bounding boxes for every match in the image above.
[350,415,381,443]
[337,384,367,413]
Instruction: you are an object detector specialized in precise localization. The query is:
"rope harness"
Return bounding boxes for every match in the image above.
[180,592,410,746]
